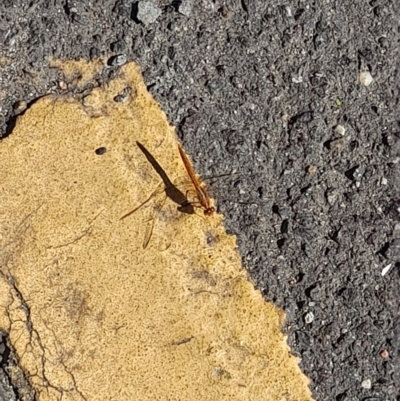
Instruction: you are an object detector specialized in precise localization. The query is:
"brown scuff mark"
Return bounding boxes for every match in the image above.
[0,60,314,401]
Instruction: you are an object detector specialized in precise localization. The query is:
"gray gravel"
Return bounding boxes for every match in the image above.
[0,1,399,400]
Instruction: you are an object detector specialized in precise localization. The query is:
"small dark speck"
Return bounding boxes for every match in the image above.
[95,147,107,155]
[277,238,285,248]
[218,5,229,18]
[280,219,289,234]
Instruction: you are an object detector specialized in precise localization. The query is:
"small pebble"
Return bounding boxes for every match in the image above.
[81,95,91,107]
[359,71,373,87]
[108,55,127,66]
[285,5,292,17]
[334,125,346,136]
[379,349,389,358]
[308,165,317,175]
[381,263,392,277]
[381,177,387,185]
[361,379,371,390]
[13,100,27,115]
[178,0,193,16]
[59,80,68,90]
[304,312,314,324]
[136,0,161,25]
[206,231,216,247]
[113,87,132,103]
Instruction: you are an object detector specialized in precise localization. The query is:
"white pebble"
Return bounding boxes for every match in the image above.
[304,312,314,324]
[359,71,373,87]
[292,75,303,83]
[361,379,371,389]
[381,177,388,185]
[334,125,346,136]
[381,264,392,277]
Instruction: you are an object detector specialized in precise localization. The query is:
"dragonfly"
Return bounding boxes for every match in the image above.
[121,142,195,248]
[178,145,215,216]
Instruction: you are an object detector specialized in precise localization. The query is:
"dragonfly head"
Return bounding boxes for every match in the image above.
[203,207,215,216]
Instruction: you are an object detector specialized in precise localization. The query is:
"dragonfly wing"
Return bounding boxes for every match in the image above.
[142,218,155,249]
[142,193,167,249]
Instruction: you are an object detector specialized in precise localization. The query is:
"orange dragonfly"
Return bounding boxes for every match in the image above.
[178,145,215,216]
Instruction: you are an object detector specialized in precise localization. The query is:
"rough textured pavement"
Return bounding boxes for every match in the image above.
[0,1,398,400]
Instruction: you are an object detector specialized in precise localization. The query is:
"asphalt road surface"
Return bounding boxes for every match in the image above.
[0,1,398,400]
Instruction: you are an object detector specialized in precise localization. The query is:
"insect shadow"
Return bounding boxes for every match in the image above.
[121,141,195,248]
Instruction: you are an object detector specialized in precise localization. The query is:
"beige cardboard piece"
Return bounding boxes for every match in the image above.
[0,61,313,401]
